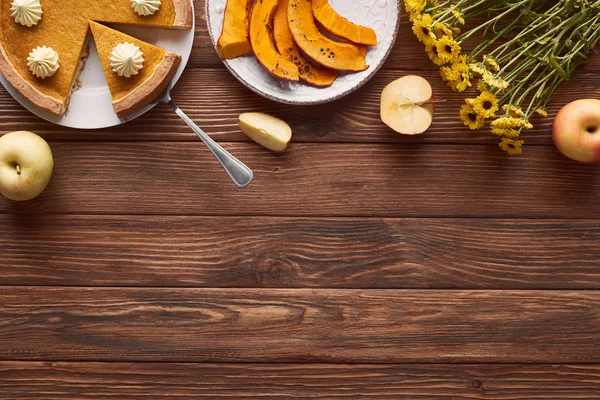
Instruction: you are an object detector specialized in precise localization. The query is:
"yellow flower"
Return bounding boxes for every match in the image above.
[472,91,499,119]
[491,117,532,130]
[521,120,533,129]
[405,0,427,20]
[483,56,500,73]
[434,22,454,39]
[535,108,548,117]
[452,7,465,25]
[499,138,524,155]
[452,26,461,36]
[442,55,471,92]
[451,60,471,92]
[469,63,486,75]
[460,103,485,130]
[502,104,525,118]
[436,36,461,64]
[412,14,437,45]
[477,80,488,93]
[440,65,459,82]
[482,71,509,90]
[491,128,521,138]
[455,79,471,92]
[425,41,444,66]
[455,54,467,64]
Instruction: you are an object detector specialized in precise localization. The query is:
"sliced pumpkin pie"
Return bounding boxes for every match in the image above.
[0,0,191,117]
[90,21,180,118]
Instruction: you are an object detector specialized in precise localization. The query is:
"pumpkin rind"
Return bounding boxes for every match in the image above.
[250,0,299,81]
[217,0,253,59]
[312,0,377,46]
[273,0,337,87]
[287,0,368,72]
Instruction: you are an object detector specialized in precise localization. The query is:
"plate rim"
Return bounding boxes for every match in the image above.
[0,0,196,130]
[205,0,400,106]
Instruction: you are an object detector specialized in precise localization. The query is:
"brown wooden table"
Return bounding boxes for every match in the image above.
[2,2,600,398]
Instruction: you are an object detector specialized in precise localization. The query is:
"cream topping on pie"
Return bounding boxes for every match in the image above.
[109,42,144,77]
[131,0,161,16]
[10,0,42,27]
[27,46,59,79]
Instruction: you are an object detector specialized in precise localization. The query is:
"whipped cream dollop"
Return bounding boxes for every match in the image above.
[10,0,43,27]
[109,42,145,78]
[130,0,161,16]
[27,46,59,79]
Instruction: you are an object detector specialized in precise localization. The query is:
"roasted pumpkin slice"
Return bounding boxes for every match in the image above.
[312,0,377,46]
[250,0,300,81]
[217,0,253,59]
[273,0,337,87]
[287,0,368,72]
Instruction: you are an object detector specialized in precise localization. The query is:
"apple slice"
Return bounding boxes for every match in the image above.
[239,113,292,152]
[380,75,435,135]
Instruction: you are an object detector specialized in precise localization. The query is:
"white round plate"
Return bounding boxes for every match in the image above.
[0,1,195,129]
[206,0,399,105]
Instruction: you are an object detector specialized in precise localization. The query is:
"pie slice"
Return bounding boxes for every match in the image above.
[0,0,191,117]
[90,21,181,118]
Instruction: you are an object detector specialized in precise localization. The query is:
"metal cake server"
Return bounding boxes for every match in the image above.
[154,85,254,188]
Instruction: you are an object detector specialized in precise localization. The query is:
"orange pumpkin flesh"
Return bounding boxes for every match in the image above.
[273,0,337,87]
[250,0,300,81]
[287,0,368,72]
[312,0,377,46]
[217,0,253,59]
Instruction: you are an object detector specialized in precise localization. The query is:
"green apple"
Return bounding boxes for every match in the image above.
[553,99,600,163]
[239,112,292,152]
[0,131,54,201]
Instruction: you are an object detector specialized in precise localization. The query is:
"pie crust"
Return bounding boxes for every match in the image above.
[113,51,181,118]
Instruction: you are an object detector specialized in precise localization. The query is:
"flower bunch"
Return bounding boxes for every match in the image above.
[405,0,600,155]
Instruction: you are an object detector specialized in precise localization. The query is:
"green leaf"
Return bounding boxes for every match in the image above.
[548,56,568,79]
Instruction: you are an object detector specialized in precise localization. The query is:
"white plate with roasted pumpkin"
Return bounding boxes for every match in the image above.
[206,0,399,105]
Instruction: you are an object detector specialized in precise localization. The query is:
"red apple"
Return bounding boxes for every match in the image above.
[380,75,435,135]
[553,99,600,163]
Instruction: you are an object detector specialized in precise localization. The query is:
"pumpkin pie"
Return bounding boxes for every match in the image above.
[0,0,192,117]
[90,21,180,117]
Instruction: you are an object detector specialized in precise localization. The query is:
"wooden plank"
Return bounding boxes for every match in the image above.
[2,362,600,399]
[2,215,600,289]
[0,143,598,218]
[0,68,598,143]
[1,288,600,363]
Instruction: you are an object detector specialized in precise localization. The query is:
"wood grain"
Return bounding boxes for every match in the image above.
[1,288,600,363]
[2,215,600,289]
[1,68,598,143]
[0,1,599,396]
[0,142,598,218]
[2,362,600,399]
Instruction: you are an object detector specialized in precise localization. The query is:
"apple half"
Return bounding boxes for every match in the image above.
[380,75,435,135]
[239,113,292,152]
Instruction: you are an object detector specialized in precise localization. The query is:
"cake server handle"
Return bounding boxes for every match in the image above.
[157,88,253,188]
